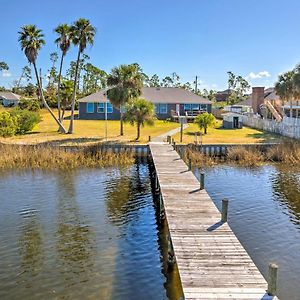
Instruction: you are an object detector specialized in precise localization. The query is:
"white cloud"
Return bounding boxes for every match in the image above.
[248,71,271,79]
[1,70,12,77]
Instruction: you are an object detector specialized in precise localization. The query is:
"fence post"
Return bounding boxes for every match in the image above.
[200,172,205,190]
[267,263,278,296]
[221,199,229,222]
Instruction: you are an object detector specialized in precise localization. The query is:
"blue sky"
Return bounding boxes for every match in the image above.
[1,0,300,90]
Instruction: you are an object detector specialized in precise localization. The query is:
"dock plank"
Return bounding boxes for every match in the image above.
[149,143,279,300]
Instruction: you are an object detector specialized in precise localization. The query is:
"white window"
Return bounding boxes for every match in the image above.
[87,103,94,113]
[97,102,113,113]
[159,104,167,114]
[184,104,191,111]
[97,103,104,113]
[192,104,199,110]
[200,104,207,111]
[155,104,159,114]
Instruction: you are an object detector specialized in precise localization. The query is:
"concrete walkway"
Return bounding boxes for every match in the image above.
[152,124,189,142]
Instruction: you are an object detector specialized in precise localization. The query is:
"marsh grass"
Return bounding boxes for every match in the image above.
[226,146,264,167]
[183,141,300,167]
[0,144,134,170]
[266,141,300,163]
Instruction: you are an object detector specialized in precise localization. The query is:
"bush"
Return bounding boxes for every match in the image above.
[18,98,40,111]
[0,111,17,137]
[10,109,41,134]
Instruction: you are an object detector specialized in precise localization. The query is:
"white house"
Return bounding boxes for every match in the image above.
[0,92,21,107]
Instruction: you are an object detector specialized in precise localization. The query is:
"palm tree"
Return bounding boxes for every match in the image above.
[293,65,300,106]
[107,64,143,136]
[0,61,9,71]
[275,71,295,117]
[54,24,71,124]
[18,25,66,133]
[68,18,96,134]
[194,112,216,134]
[124,98,155,140]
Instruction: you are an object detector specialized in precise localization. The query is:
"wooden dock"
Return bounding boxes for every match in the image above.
[149,142,279,300]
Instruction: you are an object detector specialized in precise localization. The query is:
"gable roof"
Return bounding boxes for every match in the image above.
[0,92,21,101]
[78,87,212,104]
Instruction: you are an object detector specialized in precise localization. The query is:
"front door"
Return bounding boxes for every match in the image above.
[233,117,239,128]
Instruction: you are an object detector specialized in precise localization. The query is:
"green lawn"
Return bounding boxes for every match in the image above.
[0,107,282,145]
[0,108,179,145]
[173,120,282,144]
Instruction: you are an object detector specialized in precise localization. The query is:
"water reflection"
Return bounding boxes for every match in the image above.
[55,172,95,283]
[271,165,300,226]
[106,163,149,226]
[0,164,181,300]
[19,213,44,280]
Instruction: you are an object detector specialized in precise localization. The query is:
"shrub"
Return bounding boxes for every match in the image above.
[0,111,17,137]
[18,98,40,111]
[10,109,41,134]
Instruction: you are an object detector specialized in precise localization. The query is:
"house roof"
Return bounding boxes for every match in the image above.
[0,91,21,101]
[222,112,243,117]
[78,87,212,104]
[216,89,233,95]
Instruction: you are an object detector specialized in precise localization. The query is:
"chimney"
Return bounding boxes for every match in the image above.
[252,87,265,114]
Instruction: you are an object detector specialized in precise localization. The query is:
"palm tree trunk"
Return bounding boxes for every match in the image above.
[17,69,25,88]
[136,123,141,140]
[204,127,207,134]
[68,48,81,134]
[57,53,64,123]
[120,110,124,136]
[33,62,66,133]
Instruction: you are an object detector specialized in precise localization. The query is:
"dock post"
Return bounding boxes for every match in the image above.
[148,135,151,142]
[267,263,278,296]
[188,158,192,171]
[221,199,229,222]
[200,172,205,190]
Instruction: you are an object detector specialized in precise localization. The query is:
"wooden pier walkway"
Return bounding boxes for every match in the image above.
[149,142,279,300]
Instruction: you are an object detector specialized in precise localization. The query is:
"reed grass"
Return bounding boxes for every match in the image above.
[266,141,300,163]
[0,144,134,170]
[183,147,220,167]
[226,146,264,167]
[183,141,300,167]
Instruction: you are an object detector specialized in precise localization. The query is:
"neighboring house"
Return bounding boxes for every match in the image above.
[224,104,253,114]
[215,89,233,102]
[226,87,284,121]
[0,92,21,107]
[78,87,212,120]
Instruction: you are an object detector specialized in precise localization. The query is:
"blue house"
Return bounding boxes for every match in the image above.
[78,87,212,121]
[0,92,21,107]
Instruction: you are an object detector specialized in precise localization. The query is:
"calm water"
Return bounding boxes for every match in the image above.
[1,163,300,300]
[196,164,300,300]
[0,162,181,300]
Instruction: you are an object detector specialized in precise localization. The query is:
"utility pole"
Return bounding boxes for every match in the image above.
[195,76,198,93]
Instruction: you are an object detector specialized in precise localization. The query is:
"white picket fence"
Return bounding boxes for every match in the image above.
[242,116,300,139]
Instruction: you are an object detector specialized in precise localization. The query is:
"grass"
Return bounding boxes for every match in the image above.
[0,143,134,170]
[173,120,282,144]
[183,141,300,167]
[0,108,179,145]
